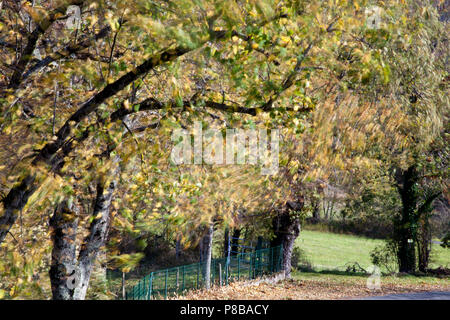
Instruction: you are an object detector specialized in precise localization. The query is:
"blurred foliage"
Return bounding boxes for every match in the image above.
[0,0,447,298]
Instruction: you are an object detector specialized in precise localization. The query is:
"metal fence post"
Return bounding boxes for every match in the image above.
[255,250,259,277]
[138,280,141,300]
[237,254,240,280]
[275,246,278,272]
[259,249,263,275]
[249,253,252,280]
[270,246,274,272]
[225,262,228,286]
[176,268,179,291]
[147,273,153,300]
[279,245,283,272]
[165,269,168,300]
[143,276,147,300]
[197,262,200,289]
[182,265,185,292]
[212,259,215,287]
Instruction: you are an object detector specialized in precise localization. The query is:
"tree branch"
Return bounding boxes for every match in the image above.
[7,0,86,91]
[33,13,288,167]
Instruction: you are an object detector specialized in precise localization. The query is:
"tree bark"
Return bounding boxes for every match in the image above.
[270,200,303,278]
[416,192,441,272]
[417,214,432,272]
[0,174,37,243]
[231,229,241,256]
[223,228,229,258]
[49,200,79,300]
[311,198,320,223]
[121,272,126,300]
[394,165,441,273]
[73,179,116,300]
[202,223,214,289]
[49,176,116,300]
[395,166,419,273]
[176,236,182,260]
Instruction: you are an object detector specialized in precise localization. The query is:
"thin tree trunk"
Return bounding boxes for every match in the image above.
[199,234,204,262]
[311,198,320,223]
[329,191,336,220]
[121,272,126,300]
[202,223,214,289]
[231,229,241,256]
[176,236,182,260]
[223,228,229,258]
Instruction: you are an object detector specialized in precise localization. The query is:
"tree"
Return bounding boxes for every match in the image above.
[306,1,448,273]
[1,0,444,298]
[2,0,325,297]
[270,200,303,277]
[375,3,447,273]
[202,222,214,289]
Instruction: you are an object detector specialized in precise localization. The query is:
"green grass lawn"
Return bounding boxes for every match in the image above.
[291,270,450,289]
[295,230,450,272]
[113,230,448,299]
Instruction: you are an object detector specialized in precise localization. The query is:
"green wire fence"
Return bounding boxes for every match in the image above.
[126,245,283,300]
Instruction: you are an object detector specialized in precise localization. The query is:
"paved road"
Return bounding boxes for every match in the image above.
[361,291,450,300]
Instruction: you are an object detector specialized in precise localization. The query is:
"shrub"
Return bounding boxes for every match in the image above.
[291,247,313,272]
[370,240,399,274]
[441,232,450,249]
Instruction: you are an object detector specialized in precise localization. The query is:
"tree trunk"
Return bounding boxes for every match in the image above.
[223,228,229,258]
[270,200,303,278]
[394,166,441,274]
[49,200,79,300]
[231,228,241,256]
[311,198,320,223]
[417,214,432,272]
[0,174,37,243]
[73,179,116,300]
[199,234,204,262]
[202,223,214,289]
[176,236,182,260]
[416,192,440,272]
[329,192,336,220]
[395,166,419,273]
[49,177,116,300]
[122,272,126,300]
